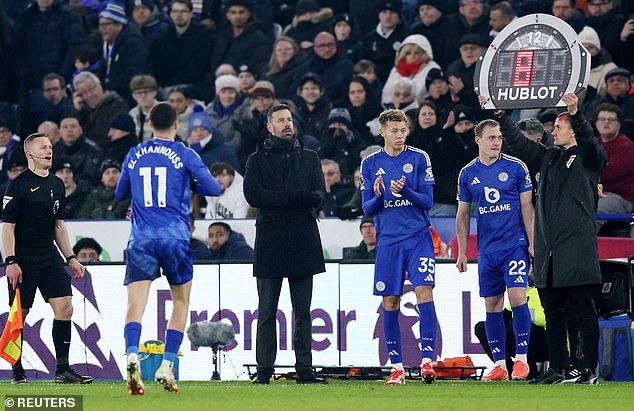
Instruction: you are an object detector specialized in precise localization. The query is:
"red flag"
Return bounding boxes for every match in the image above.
[0,288,23,365]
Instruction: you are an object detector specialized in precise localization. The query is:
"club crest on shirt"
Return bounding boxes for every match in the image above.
[498,172,508,182]
[402,163,413,173]
[375,281,386,292]
[53,200,59,214]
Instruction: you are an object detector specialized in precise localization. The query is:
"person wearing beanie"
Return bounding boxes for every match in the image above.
[457,0,491,41]
[352,0,408,84]
[128,0,169,51]
[332,13,359,58]
[98,1,150,105]
[72,238,104,263]
[382,33,441,105]
[579,26,617,97]
[445,33,489,111]
[0,145,27,211]
[342,216,377,260]
[423,68,453,125]
[129,74,159,141]
[294,72,333,141]
[319,108,363,179]
[50,155,92,219]
[409,0,462,69]
[237,65,257,97]
[206,74,243,151]
[188,105,241,171]
[105,112,139,164]
[78,159,130,219]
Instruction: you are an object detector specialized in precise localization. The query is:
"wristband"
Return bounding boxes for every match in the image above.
[66,255,78,263]
[4,256,17,266]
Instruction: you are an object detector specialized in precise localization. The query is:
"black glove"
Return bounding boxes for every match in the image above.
[288,190,312,207]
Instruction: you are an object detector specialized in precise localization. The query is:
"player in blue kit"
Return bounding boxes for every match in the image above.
[360,109,438,385]
[114,103,221,394]
[455,118,534,381]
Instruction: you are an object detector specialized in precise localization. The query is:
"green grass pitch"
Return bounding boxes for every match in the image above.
[3,379,632,411]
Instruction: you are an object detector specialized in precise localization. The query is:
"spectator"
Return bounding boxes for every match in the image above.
[353,0,408,83]
[408,0,461,69]
[51,156,91,219]
[594,103,634,231]
[488,1,516,42]
[98,1,149,105]
[0,105,22,186]
[207,221,254,261]
[77,159,130,219]
[104,112,138,164]
[446,33,488,110]
[585,67,634,140]
[353,60,384,104]
[17,73,74,136]
[319,108,363,178]
[189,213,212,261]
[388,77,418,112]
[292,31,353,103]
[205,74,243,150]
[127,0,169,51]
[338,76,383,146]
[0,146,27,207]
[205,162,250,219]
[342,216,377,260]
[586,0,626,60]
[538,108,559,133]
[151,0,212,98]
[235,80,280,169]
[551,0,586,32]
[209,0,272,78]
[422,68,454,125]
[457,0,490,40]
[381,34,441,104]
[54,114,103,187]
[128,74,159,141]
[72,237,103,263]
[319,159,356,218]
[262,36,309,100]
[294,72,332,140]
[13,0,85,93]
[72,71,129,150]
[69,44,102,93]
[187,104,239,170]
[236,65,257,99]
[166,87,204,139]
[332,13,359,59]
[285,0,333,49]
[612,14,634,72]
[578,26,617,97]
[37,121,62,148]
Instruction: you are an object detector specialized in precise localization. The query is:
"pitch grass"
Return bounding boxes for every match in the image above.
[3,379,632,411]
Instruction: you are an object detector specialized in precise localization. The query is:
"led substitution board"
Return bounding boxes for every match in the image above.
[475,13,590,109]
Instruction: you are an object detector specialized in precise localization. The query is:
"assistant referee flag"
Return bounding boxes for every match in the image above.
[0,288,23,365]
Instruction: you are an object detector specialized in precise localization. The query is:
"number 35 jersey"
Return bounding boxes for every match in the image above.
[457,154,532,254]
[115,139,220,241]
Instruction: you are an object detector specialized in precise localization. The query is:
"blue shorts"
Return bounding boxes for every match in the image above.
[373,229,435,296]
[124,238,193,286]
[478,246,529,298]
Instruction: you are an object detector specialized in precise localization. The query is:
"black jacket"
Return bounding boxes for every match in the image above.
[243,136,326,278]
[499,112,605,288]
[208,231,254,261]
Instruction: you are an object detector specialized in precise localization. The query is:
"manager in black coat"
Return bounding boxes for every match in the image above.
[495,94,606,384]
[243,104,327,385]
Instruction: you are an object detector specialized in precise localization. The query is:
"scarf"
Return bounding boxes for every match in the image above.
[396,58,424,77]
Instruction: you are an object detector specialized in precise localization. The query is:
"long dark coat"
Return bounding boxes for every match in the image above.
[243,135,326,278]
[499,112,605,288]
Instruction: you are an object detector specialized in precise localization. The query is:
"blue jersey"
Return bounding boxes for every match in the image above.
[457,154,532,254]
[360,146,434,246]
[115,139,221,241]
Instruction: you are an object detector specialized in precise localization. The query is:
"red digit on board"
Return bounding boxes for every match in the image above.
[512,50,534,87]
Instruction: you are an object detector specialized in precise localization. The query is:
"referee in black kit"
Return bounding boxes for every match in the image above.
[2,133,92,384]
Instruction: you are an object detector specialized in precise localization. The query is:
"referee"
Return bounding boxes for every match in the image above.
[2,133,92,384]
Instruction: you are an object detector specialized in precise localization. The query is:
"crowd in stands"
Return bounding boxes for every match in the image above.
[0,0,633,239]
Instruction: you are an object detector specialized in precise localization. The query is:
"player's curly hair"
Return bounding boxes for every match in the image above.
[378,109,407,127]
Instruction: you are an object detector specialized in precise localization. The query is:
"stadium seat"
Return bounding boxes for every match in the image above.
[597,237,634,259]
[448,234,478,259]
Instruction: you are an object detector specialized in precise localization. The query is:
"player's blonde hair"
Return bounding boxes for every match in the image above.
[378,109,408,127]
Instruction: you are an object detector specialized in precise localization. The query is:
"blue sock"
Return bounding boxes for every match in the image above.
[164,329,184,364]
[124,322,142,356]
[512,303,531,356]
[383,309,402,365]
[417,302,437,361]
[485,312,506,362]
